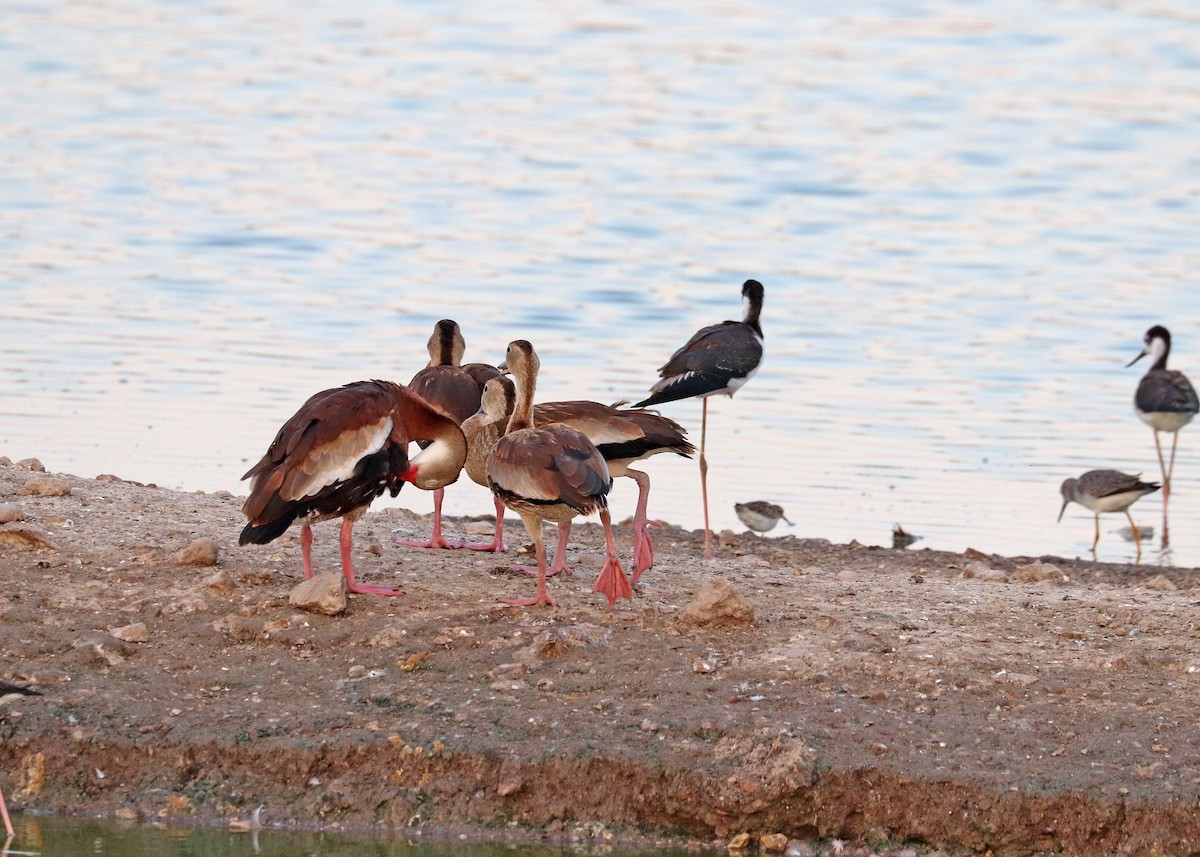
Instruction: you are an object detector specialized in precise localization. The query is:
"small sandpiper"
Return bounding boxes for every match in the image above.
[1128,325,1198,515]
[735,500,792,534]
[1058,469,1160,557]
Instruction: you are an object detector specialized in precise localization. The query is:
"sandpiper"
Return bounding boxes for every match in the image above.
[735,500,792,534]
[1058,469,1160,556]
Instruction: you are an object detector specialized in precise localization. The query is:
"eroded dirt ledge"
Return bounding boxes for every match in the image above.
[2,460,1199,855]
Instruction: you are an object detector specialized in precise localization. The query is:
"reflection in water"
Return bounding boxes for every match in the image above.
[5,816,694,857]
[1,1,1199,565]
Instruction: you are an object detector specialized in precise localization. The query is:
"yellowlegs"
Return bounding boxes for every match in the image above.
[0,680,41,838]
[735,500,792,534]
[633,279,765,558]
[1057,469,1160,556]
[1127,325,1198,516]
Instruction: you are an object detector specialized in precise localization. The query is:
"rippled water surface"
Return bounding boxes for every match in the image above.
[3,816,690,857]
[2,0,1200,565]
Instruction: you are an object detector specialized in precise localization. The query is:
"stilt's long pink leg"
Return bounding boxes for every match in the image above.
[700,398,712,559]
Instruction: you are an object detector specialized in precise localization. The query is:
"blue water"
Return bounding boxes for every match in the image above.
[2,0,1200,565]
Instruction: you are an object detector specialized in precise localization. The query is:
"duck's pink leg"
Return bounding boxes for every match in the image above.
[300,524,315,579]
[516,521,572,577]
[454,497,508,552]
[627,469,655,584]
[593,508,633,609]
[396,488,458,549]
[340,517,405,597]
[501,524,557,607]
[0,782,12,838]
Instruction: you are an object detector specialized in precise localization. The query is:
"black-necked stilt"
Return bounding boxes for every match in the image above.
[486,341,631,609]
[399,319,495,550]
[1127,325,1198,518]
[633,279,765,558]
[239,380,467,596]
[1058,469,1160,557]
[735,501,792,534]
[0,680,41,838]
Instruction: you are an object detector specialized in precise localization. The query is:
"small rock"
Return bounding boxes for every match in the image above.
[347,664,368,678]
[682,580,755,627]
[963,547,990,560]
[1005,672,1039,687]
[175,538,219,567]
[728,832,752,850]
[575,552,603,568]
[110,622,150,643]
[202,569,236,595]
[1013,561,1066,583]
[761,833,789,852]
[497,779,522,796]
[0,525,58,551]
[16,458,45,472]
[23,476,70,497]
[398,651,430,672]
[1145,575,1178,592]
[219,616,264,643]
[800,565,824,575]
[962,560,992,578]
[0,456,11,466]
[835,569,858,582]
[963,561,1008,582]
[95,474,122,482]
[640,718,659,732]
[289,573,347,615]
[0,503,24,524]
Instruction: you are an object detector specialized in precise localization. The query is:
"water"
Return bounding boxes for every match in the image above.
[2,816,691,857]
[2,0,1200,566]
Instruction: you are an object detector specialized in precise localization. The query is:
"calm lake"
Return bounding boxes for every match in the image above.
[2,0,1199,568]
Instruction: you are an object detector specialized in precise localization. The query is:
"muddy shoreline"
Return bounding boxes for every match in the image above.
[2,458,1199,856]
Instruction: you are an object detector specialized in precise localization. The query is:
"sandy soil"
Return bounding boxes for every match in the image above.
[2,457,1200,856]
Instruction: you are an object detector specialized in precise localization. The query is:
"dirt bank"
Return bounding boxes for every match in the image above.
[2,458,1200,856]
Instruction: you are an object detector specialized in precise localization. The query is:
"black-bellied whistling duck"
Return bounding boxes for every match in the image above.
[1127,326,1198,526]
[0,680,40,838]
[398,319,492,550]
[240,380,467,596]
[530,401,693,584]
[486,341,632,608]
[458,375,517,552]
[633,279,764,558]
[462,381,693,578]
